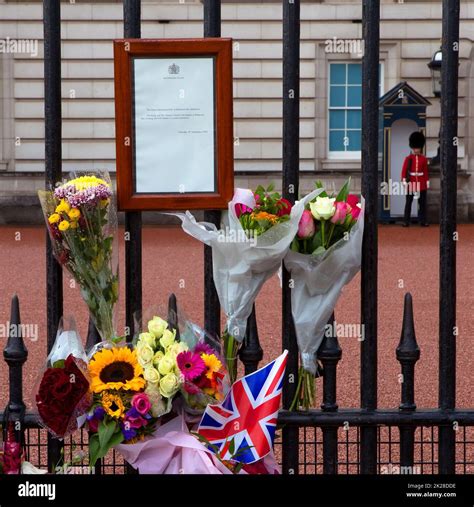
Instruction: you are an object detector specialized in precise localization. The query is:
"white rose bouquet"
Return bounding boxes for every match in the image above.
[284,179,364,410]
[135,316,188,417]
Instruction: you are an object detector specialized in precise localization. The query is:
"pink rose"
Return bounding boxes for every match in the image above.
[347,194,359,208]
[297,210,315,238]
[132,393,152,415]
[125,413,148,429]
[235,203,253,218]
[331,201,350,225]
[350,204,361,220]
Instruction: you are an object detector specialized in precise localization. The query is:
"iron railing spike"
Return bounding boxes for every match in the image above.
[239,304,263,375]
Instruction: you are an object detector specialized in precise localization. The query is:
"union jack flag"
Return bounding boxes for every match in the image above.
[197,350,288,464]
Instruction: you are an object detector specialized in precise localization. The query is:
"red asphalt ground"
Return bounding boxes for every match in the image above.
[0,224,473,413]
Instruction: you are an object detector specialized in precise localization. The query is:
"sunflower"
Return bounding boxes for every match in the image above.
[89,347,145,394]
[101,392,125,418]
[202,353,222,380]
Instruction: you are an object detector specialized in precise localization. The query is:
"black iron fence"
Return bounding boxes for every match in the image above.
[2,0,473,475]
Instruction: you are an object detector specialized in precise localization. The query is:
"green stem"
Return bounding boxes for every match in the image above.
[289,368,316,411]
[326,222,336,248]
[289,367,304,412]
[320,220,325,247]
[223,331,240,384]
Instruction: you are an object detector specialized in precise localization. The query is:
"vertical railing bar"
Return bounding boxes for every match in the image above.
[356,428,360,473]
[360,0,380,475]
[203,0,222,339]
[388,427,392,468]
[43,0,63,472]
[463,427,466,473]
[123,0,142,476]
[420,426,424,473]
[345,429,349,474]
[3,295,28,471]
[397,293,420,469]
[438,0,459,475]
[123,1,142,347]
[281,0,300,475]
[319,313,341,474]
[432,426,436,473]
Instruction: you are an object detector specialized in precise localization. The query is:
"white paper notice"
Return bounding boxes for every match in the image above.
[133,57,216,193]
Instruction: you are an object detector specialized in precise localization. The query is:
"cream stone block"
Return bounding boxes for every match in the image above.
[235,4,282,21]
[63,101,115,119]
[62,21,122,40]
[222,22,262,39]
[162,22,203,38]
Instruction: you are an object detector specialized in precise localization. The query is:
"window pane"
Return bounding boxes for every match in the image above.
[347,64,361,85]
[347,130,361,151]
[330,63,346,85]
[330,86,346,107]
[329,110,345,129]
[347,110,361,129]
[329,130,345,152]
[347,85,361,107]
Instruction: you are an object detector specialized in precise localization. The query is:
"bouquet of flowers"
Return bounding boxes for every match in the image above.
[173,317,229,412]
[35,318,91,438]
[38,171,119,341]
[177,342,227,412]
[174,185,322,382]
[135,315,187,418]
[284,179,364,410]
[135,309,229,415]
[85,343,155,466]
[236,184,292,237]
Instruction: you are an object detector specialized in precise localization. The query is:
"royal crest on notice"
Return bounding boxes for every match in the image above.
[168,63,180,75]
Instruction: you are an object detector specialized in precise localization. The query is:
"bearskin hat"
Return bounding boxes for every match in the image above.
[409,131,426,149]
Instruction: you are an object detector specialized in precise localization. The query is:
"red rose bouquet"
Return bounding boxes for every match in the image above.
[35,318,91,438]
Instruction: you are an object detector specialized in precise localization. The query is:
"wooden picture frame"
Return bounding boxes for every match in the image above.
[113,38,234,211]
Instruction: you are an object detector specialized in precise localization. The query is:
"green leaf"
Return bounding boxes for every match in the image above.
[310,229,323,251]
[266,182,275,192]
[228,438,235,456]
[192,432,221,454]
[52,359,65,369]
[312,246,326,256]
[98,418,117,451]
[108,430,124,448]
[335,177,351,202]
[233,462,244,474]
[314,181,328,198]
[232,444,254,459]
[290,237,300,253]
[89,434,101,467]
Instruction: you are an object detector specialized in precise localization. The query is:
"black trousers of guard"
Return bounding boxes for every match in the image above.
[404,189,427,225]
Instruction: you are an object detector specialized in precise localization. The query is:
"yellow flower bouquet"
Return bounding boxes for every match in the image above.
[38,171,119,341]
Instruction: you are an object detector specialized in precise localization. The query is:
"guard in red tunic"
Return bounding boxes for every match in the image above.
[401,131,429,227]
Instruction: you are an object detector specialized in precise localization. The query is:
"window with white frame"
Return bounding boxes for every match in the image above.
[328,62,383,158]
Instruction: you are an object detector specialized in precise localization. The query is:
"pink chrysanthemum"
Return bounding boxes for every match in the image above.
[177,351,206,381]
